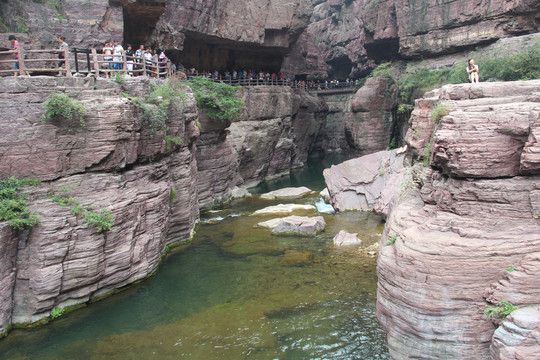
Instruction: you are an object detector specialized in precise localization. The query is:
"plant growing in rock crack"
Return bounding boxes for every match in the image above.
[187,76,244,121]
[506,264,516,272]
[431,103,450,125]
[48,186,114,233]
[385,234,399,246]
[484,300,518,319]
[122,79,187,142]
[0,177,41,230]
[50,306,65,320]
[43,92,86,127]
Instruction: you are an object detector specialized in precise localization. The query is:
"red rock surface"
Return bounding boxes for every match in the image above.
[377,80,540,359]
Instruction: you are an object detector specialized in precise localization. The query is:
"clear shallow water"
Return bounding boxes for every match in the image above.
[0,156,389,360]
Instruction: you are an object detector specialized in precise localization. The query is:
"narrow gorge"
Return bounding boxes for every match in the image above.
[0,0,539,359]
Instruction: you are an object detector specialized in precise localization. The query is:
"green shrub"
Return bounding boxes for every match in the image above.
[83,209,114,233]
[188,76,244,121]
[125,79,188,136]
[166,135,183,152]
[0,177,40,230]
[484,300,518,319]
[431,103,450,124]
[44,92,86,127]
[48,187,114,233]
[50,306,65,320]
[371,62,394,79]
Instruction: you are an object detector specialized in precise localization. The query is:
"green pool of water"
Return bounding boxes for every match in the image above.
[0,157,389,359]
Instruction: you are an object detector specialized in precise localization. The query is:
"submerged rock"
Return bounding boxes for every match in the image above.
[280,250,314,266]
[252,204,316,215]
[258,215,326,235]
[260,186,313,200]
[332,230,361,247]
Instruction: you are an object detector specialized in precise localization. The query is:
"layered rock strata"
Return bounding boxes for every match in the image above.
[0,77,326,335]
[324,80,540,359]
[377,80,540,359]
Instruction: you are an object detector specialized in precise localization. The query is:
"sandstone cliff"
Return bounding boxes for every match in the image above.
[376,80,540,359]
[0,77,326,335]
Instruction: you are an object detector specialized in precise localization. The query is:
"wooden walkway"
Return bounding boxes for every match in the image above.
[0,46,357,95]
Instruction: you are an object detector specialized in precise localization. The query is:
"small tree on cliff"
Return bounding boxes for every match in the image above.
[188,76,244,121]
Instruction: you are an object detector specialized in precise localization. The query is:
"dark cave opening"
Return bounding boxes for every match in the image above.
[364,38,400,62]
[179,32,287,73]
[122,1,166,49]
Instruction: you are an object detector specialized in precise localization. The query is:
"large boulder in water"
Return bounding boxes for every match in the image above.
[260,187,313,200]
[252,204,316,215]
[258,215,326,235]
[323,147,406,217]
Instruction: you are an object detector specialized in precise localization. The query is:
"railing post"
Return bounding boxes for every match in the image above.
[64,44,72,77]
[17,45,25,76]
[91,48,100,77]
[123,52,127,76]
[73,48,80,74]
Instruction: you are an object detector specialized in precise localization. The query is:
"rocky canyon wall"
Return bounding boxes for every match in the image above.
[324,80,540,359]
[2,0,538,79]
[0,76,327,335]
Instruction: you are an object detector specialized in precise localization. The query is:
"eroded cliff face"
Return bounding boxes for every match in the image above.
[377,80,540,359]
[0,77,327,334]
[2,0,538,79]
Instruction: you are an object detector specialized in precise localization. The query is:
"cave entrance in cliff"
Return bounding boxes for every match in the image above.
[180,32,287,73]
[122,1,166,48]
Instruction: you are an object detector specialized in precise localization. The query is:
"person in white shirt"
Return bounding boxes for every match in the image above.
[113,40,124,70]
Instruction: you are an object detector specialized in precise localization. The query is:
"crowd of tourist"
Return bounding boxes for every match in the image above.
[7,35,363,90]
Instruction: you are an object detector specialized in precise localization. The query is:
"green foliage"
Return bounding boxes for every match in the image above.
[125,79,188,136]
[48,187,114,233]
[166,135,183,152]
[398,44,540,105]
[484,300,518,319]
[50,306,65,320]
[422,141,432,166]
[170,187,177,202]
[385,234,398,246]
[431,103,450,124]
[397,103,414,115]
[83,209,114,233]
[188,76,244,121]
[0,177,40,230]
[44,92,86,127]
[113,73,126,86]
[371,62,394,79]
[507,264,516,272]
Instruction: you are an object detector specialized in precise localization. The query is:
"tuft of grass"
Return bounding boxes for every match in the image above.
[0,177,40,230]
[44,92,86,127]
[48,187,114,233]
[385,234,398,246]
[484,300,518,319]
[50,306,65,320]
[507,264,516,272]
[431,103,450,124]
[170,187,177,202]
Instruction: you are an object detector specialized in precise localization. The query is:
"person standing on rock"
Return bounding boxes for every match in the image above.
[467,58,479,83]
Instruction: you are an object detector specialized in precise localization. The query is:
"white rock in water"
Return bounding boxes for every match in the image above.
[252,203,316,215]
[230,186,251,199]
[320,188,330,201]
[333,230,362,246]
[259,215,326,235]
[260,186,313,200]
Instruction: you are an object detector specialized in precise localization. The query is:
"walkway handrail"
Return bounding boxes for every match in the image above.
[0,46,355,95]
